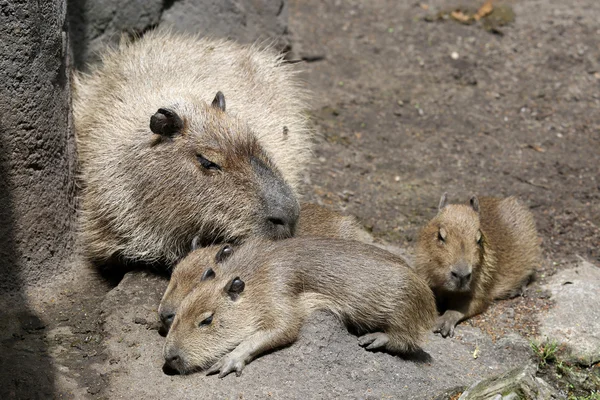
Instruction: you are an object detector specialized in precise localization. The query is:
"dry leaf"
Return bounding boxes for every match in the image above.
[527,144,546,153]
[451,10,471,23]
[474,0,494,21]
[473,345,480,359]
[420,3,430,11]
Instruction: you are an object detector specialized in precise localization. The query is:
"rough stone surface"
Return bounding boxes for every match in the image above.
[538,259,600,366]
[67,0,164,69]
[0,0,76,398]
[161,0,290,50]
[90,270,531,399]
[0,0,76,292]
[458,365,563,400]
[67,0,290,70]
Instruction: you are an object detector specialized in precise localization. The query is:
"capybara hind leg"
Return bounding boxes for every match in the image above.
[358,332,389,350]
[381,331,420,354]
[495,273,534,300]
[358,332,417,353]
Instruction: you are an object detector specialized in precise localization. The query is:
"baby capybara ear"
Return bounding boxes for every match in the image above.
[150,108,183,137]
[215,244,233,263]
[211,91,226,112]
[201,267,216,281]
[224,277,245,300]
[191,236,200,251]
[469,196,480,213]
[438,192,449,211]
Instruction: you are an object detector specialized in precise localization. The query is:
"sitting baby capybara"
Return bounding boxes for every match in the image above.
[415,193,540,338]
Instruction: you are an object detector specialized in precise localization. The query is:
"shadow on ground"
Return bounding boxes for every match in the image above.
[0,131,57,399]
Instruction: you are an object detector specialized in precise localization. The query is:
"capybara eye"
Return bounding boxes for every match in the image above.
[196,154,221,171]
[199,315,213,327]
[438,228,446,243]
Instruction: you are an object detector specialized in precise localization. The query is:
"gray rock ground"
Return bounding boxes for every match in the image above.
[458,365,562,400]
[538,259,600,366]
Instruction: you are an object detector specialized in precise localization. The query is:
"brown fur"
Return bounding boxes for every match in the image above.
[295,203,362,239]
[415,194,540,337]
[73,30,311,265]
[163,238,436,376]
[158,203,364,331]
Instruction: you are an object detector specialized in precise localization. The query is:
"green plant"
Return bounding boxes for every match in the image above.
[556,360,573,378]
[567,392,600,400]
[530,339,559,368]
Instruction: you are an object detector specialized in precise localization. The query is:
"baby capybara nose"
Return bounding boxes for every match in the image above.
[163,347,183,375]
[159,310,175,330]
[451,269,472,286]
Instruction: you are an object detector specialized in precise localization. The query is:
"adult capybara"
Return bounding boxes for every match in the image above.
[73,30,311,266]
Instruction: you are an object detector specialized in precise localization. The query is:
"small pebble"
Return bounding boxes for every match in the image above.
[451,51,459,60]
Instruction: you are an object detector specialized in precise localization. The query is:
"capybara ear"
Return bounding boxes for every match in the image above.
[225,277,245,300]
[215,244,233,263]
[211,91,226,112]
[201,268,216,281]
[150,108,183,136]
[438,192,448,211]
[438,227,447,242]
[469,196,480,213]
[191,236,200,251]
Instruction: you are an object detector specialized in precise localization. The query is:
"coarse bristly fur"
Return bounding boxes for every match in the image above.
[163,237,436,377]
[158,203,365,333]
[415,194,541,338]
[72,30,312,266]
[295,203,363,240]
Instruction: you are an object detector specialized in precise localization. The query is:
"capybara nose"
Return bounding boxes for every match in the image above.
[160,310,175,330]
[451,270,472,286]
[251,156,299,238]
[266,204,299,238]
[263,170,299,239]
[163,347,183,374]
[166,354,180,364]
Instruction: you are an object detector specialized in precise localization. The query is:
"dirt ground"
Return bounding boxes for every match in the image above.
[2,0,599,399]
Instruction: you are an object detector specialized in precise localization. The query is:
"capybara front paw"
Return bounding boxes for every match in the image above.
[433,315,457,338]
[358,332,390,350]
[206,354,246,378]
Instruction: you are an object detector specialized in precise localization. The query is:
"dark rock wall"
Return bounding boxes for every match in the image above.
[0,1,73,397]
[0,0,76,292]
[68,0,290,70]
